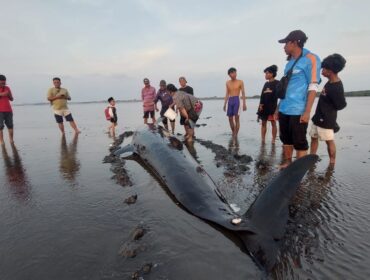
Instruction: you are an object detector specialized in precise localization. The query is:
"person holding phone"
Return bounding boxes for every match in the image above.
[47,77,80,134]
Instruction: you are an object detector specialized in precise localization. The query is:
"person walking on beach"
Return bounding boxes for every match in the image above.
[141,78,156,124]
[47,77,80,134]
[178,77,194,136]
[154,80,175,133]
[277,30,321,168]
[106,97,118,137]
[0,75,14,145]
[310,54,347,166]
[223,67,247,137]
[257,65,279,143]
[167,84,202,143]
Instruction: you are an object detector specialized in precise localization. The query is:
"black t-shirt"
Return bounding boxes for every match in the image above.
[312,80,346,129]
[179,85,194,95]
[258,80,279,116]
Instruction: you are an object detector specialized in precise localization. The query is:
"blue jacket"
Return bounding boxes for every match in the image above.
[279,48,321,115]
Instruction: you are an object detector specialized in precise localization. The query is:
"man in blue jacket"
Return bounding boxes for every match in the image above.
[278,30,321,168]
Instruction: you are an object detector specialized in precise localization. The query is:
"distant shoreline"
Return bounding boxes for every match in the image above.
[13,90,370,106]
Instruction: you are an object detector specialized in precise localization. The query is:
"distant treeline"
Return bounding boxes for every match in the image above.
[343,90,370,97]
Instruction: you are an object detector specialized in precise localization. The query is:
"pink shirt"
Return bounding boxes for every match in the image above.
[0,86,13,112]
[141,86,156,112]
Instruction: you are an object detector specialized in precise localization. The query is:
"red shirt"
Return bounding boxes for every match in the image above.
[0,86,13,112]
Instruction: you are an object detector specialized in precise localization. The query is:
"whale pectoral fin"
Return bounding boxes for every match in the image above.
[114,144,135,157]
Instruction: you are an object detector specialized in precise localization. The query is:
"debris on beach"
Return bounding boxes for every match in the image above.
[196,138,252,175]
[131,225,146,241]
[103,131,134,186]
[131,263,153,279]
[124,194,138,205]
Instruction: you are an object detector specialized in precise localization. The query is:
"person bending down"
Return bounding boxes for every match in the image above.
[167,84,202,143]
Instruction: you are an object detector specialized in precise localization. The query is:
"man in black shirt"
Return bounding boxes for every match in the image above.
[309,54,347,166]
[178,76,194,136]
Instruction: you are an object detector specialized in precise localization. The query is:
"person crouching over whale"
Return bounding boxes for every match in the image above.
[166,84,202,143]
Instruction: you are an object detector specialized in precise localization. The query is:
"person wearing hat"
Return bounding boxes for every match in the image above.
[310,54,347,166]
[141,78,156,124]
[277,30,321,168]
[257,65,279,143]
[154,80,176,133]
[178,77,194,136]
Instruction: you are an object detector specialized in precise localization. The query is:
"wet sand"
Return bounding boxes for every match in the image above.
[1,98,370,279]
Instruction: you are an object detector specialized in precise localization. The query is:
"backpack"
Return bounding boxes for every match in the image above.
[104,107,111,120]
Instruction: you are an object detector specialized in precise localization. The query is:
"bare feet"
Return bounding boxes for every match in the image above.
[278,159,292,170]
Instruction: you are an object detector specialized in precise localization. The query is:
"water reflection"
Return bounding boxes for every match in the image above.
[185,141,198,161]
[59,134,80,182]
[273,165,336,278]
[1,144,31,201]
[228,136,239,155]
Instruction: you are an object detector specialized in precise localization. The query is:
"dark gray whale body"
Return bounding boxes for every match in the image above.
[115,124,318,271]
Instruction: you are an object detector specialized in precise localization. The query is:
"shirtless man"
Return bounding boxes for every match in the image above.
[223,67,247,137]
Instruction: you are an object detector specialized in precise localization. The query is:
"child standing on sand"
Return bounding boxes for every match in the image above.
[106,97,118,137]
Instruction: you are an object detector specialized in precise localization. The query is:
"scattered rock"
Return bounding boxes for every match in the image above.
[142,262,153,274]
[131,225,146,241]
[118,243,138,258]
[131,262,154,279]
[124,194,138,205]
[196,138,252,176]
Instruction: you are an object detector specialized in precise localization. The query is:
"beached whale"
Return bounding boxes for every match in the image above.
[114,124,318,270]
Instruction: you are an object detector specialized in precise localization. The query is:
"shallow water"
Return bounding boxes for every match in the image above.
[0,98,369,279]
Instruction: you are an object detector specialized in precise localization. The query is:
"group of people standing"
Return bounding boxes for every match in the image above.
[139,76,201,143]
[253,30,346,168]
[0,30,347,168]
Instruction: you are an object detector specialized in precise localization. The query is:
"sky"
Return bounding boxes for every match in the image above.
[1,0,370,104]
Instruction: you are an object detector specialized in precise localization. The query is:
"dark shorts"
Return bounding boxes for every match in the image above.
[279,112,308,150]
[54,113,74,123]
[180,115,186,125]
[0,112,13,130]
[160,108,175,125]
[143,111,154,119]
[110,117,118,124]
[227,96,240,117]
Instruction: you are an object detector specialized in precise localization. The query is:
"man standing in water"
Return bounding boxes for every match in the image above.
[47,77,80,134]
[277,30,321,168]
[0,75,14,145]
[223,67,247,137]
[141,78,156,124]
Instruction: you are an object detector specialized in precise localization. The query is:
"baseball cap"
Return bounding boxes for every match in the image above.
[278,30,308,44]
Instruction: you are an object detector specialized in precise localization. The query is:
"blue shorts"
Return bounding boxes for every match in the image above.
[227,96,240,117]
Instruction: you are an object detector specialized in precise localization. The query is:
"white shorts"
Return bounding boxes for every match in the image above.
[54,109,71,117]
[309,124,334,141]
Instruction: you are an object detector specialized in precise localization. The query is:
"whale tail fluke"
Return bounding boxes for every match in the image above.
[240,155,318,270]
